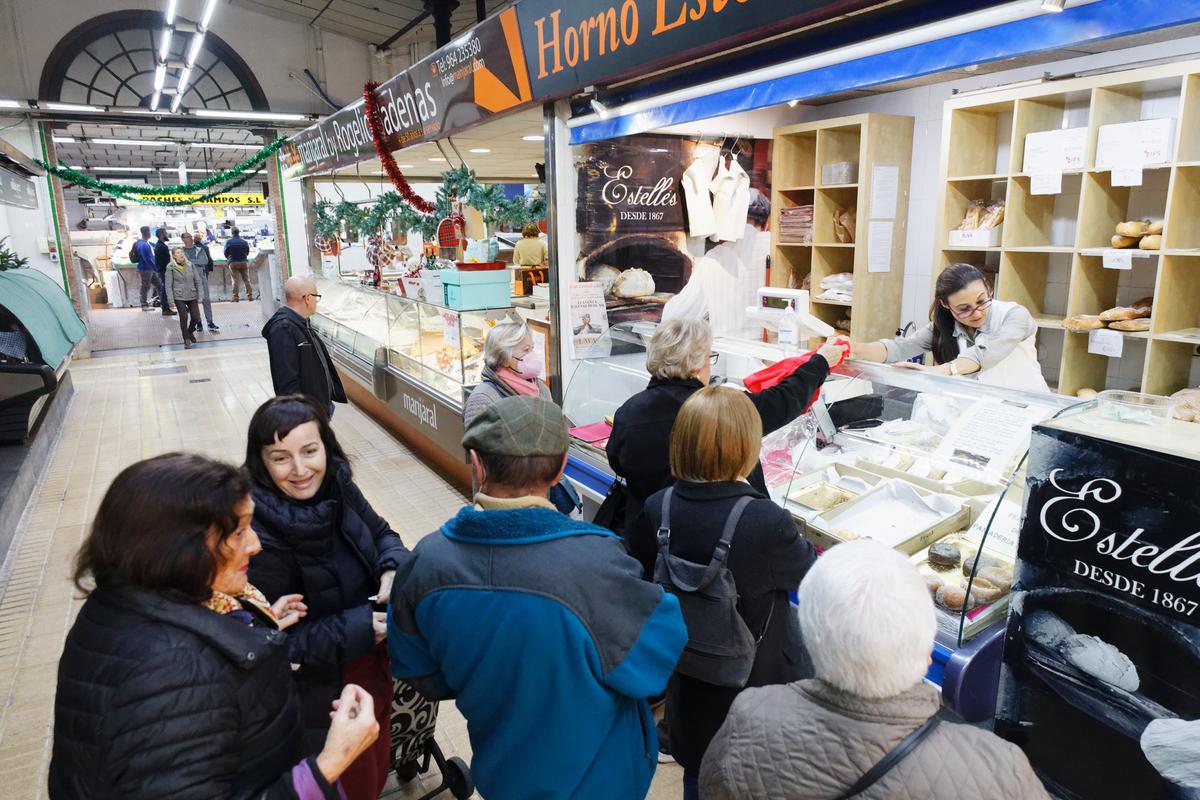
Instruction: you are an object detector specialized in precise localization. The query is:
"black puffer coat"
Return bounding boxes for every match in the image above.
[248,459,409,752]
[49,586,328,800]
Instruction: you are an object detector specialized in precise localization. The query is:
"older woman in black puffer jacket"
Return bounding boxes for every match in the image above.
[245,395,413,800]
[50,453,378,800]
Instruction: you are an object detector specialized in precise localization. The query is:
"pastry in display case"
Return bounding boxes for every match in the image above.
[563,323,1077,649]
[312,277,508,407]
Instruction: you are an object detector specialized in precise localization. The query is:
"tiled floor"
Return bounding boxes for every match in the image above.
[0,340,683,799]
[85,300,269,352]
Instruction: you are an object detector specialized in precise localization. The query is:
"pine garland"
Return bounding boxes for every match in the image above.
[35,135,287,202]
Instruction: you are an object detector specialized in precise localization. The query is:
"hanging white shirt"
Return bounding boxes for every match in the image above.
[710,159,750,243]
[681,158,717,239]
[662,224,765,338]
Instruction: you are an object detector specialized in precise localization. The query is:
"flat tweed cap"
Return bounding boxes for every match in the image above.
[462,396,568,456]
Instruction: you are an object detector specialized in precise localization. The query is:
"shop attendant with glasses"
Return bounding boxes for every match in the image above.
[850,263,1049,392]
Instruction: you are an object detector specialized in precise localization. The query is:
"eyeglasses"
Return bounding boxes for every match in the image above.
[949,295,992,318]
[709,352,720,365]
[304,293,322,301]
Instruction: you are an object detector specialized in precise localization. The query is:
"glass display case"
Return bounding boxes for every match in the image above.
[563,321,1079,647]
[312,277,511,406]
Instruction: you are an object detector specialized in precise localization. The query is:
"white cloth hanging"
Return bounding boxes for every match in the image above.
[661,224,765,338]
[682,158,717,238]
[710,159,750,243]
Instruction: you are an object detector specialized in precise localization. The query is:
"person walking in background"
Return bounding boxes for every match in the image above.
[225,227,254,301]
[700,541,1049,800]
[50,453,380,800]
[153,227,173,313]
[263,277,347,416]
[388,396,686,800]
[165,247,205,349]
[244,395,417,800]
[182,232,220,333]
[133,225,173,316]
[625,386,817,800]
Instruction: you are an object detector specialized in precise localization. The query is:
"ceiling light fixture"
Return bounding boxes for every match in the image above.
[187,33,205,67]
[200,0,219,29]
[150,93,162,111]
[193,141,258,150]
[193,109,310,121]
[1040,0,1066,11]
[522,135,544,141]
[154,64,166,92]
[428,157,446,162]
[787,99,800,107]
[94,166,153,172]
[171,92,184,113]
[397,164,414,168]
[0,100,23,109]
[589,97,609,119]
[164,0,177,25]
[469,148,491,153]
[52,136,75,143]
[46,102,104,113]
[159,29,172,61]
[94,138,169,147]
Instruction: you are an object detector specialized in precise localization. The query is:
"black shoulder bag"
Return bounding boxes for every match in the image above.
[831,717,942,799]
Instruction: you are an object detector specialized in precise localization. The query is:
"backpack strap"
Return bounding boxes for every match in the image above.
[659,493,754,593]
[832,718,941,800]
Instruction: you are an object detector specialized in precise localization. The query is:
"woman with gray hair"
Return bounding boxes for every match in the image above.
[607,318,846,527]
[464,321,549,426]
[700,540,1049,800]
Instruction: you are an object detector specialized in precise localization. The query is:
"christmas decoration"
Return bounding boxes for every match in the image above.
[363,81,435,214]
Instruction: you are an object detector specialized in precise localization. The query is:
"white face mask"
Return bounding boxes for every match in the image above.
[513,350,543,380]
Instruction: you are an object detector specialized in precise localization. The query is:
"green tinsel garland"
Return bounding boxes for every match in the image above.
[36,135,287,200]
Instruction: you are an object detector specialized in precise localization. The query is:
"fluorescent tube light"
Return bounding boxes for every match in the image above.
[193,109,309,121]
[0,100,22,109]
[52,136,75,143]
[1041,0,1066,11]
[522,135,544,141]
[150,93,162,111]
[469,148,491,153]
[159,29,172,61]
[165,0,177,25]
[200,0,218,29]
[154,64,166,92]
[46,102,104,112]
[95,167,153,172]
[187,33,204,66]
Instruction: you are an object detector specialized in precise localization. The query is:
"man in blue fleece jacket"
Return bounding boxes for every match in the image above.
[389,396,686,799]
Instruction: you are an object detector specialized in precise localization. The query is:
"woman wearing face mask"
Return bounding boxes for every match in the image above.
[464,321,580,514]
[244,395,417,800]
[850,263,1049,392]
[465,321,549,422]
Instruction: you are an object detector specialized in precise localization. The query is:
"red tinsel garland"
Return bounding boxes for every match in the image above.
[362,81,435,214]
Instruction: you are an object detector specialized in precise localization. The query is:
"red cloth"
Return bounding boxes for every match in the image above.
[742,337,848,398]
[338,645,392,800]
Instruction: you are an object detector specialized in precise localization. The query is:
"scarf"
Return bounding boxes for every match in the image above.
[203,583,279,625]
[495,367,542,398]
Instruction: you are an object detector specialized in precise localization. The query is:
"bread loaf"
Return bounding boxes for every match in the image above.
[1148,220,1165,235]
[1115,219,1151,237]
[1099,306,1139,322]
[1130,296,1153,317]
[1140,234,1162,250]
[1112,234,1141,248]
[1063,315,1105,332]
[1109,317,1152,331]
[1077,388,1099,399]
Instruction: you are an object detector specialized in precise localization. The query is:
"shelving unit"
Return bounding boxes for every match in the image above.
[771,113,915,343]
[935,60,1200,397]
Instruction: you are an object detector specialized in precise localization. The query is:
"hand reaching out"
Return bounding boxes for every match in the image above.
[271,594,307,630]
[316,684,379,783]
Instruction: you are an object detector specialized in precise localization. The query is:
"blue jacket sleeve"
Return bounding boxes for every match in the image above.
[387,554,452,700]
[602,589,685,699]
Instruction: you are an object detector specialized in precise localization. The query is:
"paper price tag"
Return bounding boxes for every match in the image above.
[442,311,461,348]
[1088,328,1124,358]
[1031,171,1062,195]
[1112,167,1143,187]
[1102,249,1133,270]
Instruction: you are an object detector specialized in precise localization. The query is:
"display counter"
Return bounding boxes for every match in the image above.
[309,277,513,487]
[561,321,1077,721]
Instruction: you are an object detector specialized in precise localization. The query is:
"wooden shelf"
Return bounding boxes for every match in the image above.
[948,173,1008,182]
[944,245,1002,252]
[1155,328,1200,344]
[772,112,914,344]
[1063,327,1153,340]
[937,60,1200,397]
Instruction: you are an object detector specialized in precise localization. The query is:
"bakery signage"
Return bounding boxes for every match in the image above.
[577,138,683,233]
[994,425,1200,799]
[283,1,861,177]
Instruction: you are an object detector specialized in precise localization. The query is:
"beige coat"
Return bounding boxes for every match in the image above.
[164,256,205,302]
[700,679,1050,800]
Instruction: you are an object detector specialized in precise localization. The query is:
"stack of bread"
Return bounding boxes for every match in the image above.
[1111,219,1163,250]
[957,199,1005,232]
[1063,296,1153,333]
[1171,387,1200,423]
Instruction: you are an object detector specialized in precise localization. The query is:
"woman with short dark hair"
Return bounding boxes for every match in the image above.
[50,453,379,800]
[244,395,419,799]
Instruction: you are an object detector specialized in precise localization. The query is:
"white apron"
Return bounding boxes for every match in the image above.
[965,331,1049,392]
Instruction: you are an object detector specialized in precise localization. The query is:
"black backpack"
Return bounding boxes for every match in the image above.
[129,241,140,264]
[653,487,758,688]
